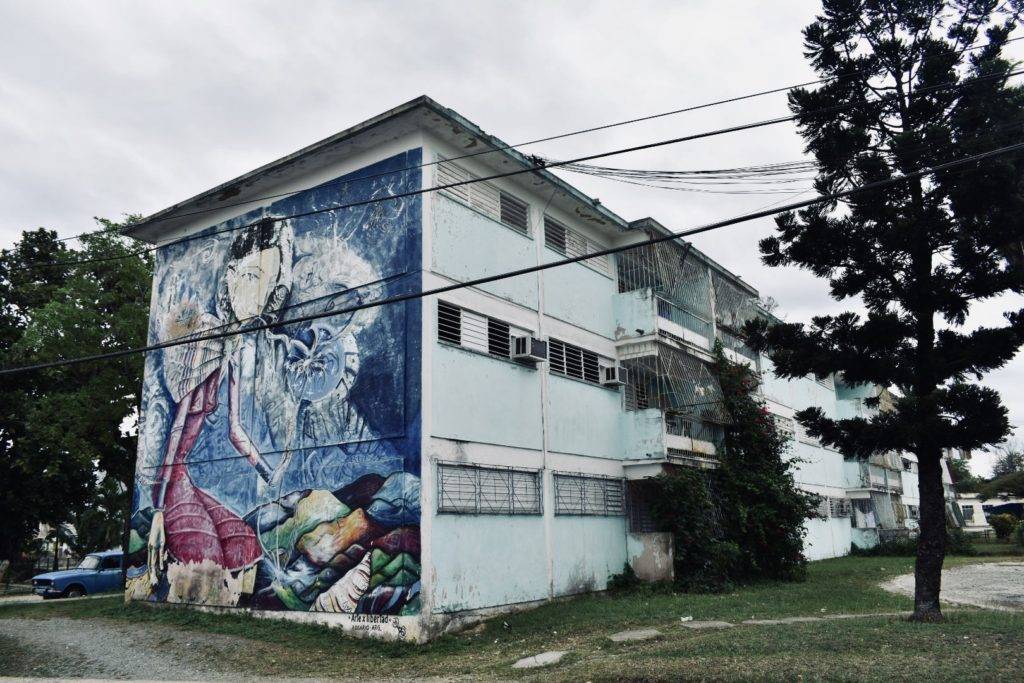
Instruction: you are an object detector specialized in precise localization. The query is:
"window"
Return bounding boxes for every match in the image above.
[908,505,920,520]
[554,473,624,516]
[543,216,612,276]
[548,338,603,384]
[437,301,524,359]
[772,415,796,441]
[961,504,975,522]
[100,555,122,570]
[437,463,542,515]
[500,192,529,233]
[437,158,530,235]
[828,497,852,518]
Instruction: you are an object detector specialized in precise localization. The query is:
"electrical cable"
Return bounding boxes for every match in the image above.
[21,35,1024,250]
[13,63,1024,274]
[2,139,1021,376]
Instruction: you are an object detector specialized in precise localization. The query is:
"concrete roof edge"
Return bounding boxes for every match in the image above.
[125,95,633,239]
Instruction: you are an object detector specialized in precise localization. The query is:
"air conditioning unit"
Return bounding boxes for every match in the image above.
[601,364,627,387]
[512,335,548,363]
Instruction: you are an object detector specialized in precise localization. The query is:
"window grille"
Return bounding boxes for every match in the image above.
[617,241,713,322]
[772,415,796,440]
[828,497,852,517]
[815,497,831,518]
[437,301,522,359]
[717,328,759,366]
[544,215,612,276]
[961,505,975,522]
[548,338,604,385]
[656,297,713,341]
[436,158,530,235]
[437,301,461,345]
[437,463,542,515]
[710,270,758,332]
[500,192,529,233]
[626,482,660,532]
[620,348,730,423]
[907,505,920,520]
[553,473,625,516]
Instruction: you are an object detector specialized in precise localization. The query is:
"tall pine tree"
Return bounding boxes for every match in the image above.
[747,0,1024,620]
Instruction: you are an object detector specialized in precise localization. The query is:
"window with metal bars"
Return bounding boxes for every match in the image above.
[436,158,530,235]
[437,301,520,359]
[553,473,625,516]
[548,338,602,384]
[543,215,611,276]
[437,463,542,515]
[828,497,852,518]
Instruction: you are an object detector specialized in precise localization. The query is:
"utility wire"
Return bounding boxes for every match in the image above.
[22,35,1024,251]
[13,64,1024,274]
[3,139,1022,377]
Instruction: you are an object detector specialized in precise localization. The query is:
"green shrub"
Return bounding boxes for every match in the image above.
[989,513,1019,540]
[1014,520,1024,548]
[848,528,975,557]
[607,563,641,592]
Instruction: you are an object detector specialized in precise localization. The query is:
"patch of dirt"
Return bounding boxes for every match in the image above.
[882,562,1024,611]
[0,616,252,679]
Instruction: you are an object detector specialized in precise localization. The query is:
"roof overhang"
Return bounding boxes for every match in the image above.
[125,95,632,244]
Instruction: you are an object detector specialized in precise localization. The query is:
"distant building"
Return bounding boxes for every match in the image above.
[124,97,949,641]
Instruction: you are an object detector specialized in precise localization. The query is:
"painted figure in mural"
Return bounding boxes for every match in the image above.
[146,218,293,598]
[131,153,424,617]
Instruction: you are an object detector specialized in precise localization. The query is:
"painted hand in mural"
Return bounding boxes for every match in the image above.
[147,510,167,586]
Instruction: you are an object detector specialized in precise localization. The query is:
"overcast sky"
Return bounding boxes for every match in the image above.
[2,0,1021,475]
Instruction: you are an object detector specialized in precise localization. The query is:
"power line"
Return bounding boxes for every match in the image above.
[3,139,1022,377]
[14,64,1024,274]
[22,34,1024,252]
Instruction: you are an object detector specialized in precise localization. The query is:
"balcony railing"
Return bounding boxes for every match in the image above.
[656,297,713,343]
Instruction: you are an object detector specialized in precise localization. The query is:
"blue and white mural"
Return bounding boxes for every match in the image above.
[127,150,422,616]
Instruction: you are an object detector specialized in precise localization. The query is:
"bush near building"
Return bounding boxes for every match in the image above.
[647,347,818,592]
[989,513,1019,540]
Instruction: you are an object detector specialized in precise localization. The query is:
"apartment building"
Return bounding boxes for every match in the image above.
[125,97,938,641]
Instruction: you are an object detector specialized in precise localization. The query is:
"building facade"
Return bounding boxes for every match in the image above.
[126,97,945,641]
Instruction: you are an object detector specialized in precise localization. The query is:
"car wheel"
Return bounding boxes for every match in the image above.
[64,587,85,599]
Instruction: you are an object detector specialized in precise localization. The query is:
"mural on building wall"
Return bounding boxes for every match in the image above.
[126,150,423,617]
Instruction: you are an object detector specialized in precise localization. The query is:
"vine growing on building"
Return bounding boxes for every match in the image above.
[647,345,818,592]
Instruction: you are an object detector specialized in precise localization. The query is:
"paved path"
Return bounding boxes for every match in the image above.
[882,561,1024,611]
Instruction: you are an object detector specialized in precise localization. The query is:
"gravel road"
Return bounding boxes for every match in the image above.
[0,616,248,679]
[882,561,1024,611]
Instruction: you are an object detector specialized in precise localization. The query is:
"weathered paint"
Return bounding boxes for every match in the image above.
[432,194,538,309]
[626,532,674,582]
[129,150,424,627]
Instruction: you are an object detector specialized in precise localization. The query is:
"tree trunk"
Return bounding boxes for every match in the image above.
[912,450,946,621]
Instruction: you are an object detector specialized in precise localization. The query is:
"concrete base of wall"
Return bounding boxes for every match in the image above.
[131,599,425,643]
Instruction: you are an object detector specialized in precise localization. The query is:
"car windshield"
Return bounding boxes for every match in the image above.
[77,555,101,570]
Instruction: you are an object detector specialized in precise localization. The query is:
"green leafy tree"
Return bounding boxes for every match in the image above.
[713,347,819,581]
[648,347,817,590]
[747,1,1024,620]
[991,444,1024,477]
[0,219,151,564]
[947,456,979,492]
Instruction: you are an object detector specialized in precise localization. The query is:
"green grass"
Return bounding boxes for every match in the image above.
[0,555,1021,681]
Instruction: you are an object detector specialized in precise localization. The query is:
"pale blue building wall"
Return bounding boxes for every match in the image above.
[551,517,629,594]
[542,248,618,337]
[547,376,628,458]
[612,289,657,339]
[430,515,549,611]
[431,343,543,450]
[432,195,538,309]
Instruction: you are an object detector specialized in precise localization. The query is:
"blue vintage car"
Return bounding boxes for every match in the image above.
[31,550,123,598]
